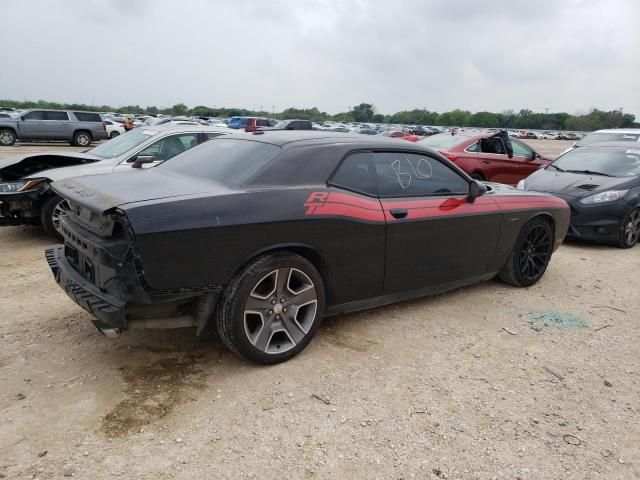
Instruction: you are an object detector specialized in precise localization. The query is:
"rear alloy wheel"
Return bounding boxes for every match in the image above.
[0,129,16,146]
[40,194,69,238]
[72,131,92,147]
[499,218,553,287]
[216,252,325,364]
[617,208,640,248]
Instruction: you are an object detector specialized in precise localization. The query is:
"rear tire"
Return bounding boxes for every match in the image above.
[72,130,92,147]
[470,172,485,181]
[499,217,554,287]
[616,207,640,248]
[109,131,120,138]
[0,128,16,146]
[40,194,68,239]
[216,252,325,364]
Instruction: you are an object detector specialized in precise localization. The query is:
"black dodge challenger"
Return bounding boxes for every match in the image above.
[46,132,569,363]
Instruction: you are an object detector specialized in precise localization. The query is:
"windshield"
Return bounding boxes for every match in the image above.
[576,132,640,146]
[551,147,640,177]
[160,138,281,186]
[419,133,472,149]
[88,129,159,159]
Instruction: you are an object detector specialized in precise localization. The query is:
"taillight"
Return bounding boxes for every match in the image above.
[441,151,458,162]
[102,122,106,131]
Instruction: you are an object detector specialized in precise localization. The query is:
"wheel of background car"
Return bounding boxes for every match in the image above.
[40,194,69,239]
[470,172,485,181]
[498,217,554,287]
[72,131,92,147]
[109,131,120,138]
[617,207,640,249]
[0,128,16,146]
[216,252,325,364]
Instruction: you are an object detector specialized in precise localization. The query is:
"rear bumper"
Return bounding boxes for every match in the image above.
[45,245,126,333]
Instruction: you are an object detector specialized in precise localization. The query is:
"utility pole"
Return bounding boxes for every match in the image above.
[544,108,549,114]
[259,105,263,113]
[272,106,276,115]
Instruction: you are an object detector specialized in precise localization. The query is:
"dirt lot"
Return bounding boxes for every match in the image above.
[0,140,638,480]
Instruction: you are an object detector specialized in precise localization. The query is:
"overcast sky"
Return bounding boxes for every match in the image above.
[1,0,639,116]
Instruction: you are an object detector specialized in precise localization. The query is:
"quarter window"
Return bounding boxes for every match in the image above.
[374,152,469,197]
[331,152,378,196]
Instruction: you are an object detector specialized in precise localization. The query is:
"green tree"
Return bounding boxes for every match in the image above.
[171,103,188,116]
[351,103,375,122]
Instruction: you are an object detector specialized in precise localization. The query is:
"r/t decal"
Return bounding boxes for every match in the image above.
[304,192,328,214]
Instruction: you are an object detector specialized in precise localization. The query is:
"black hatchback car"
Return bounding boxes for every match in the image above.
[520,142,640,248]
[46,132,569,364]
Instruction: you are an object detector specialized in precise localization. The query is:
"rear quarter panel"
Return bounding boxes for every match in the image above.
[123,187,386,306]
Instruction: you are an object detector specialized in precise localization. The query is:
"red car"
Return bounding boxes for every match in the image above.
[380,130,422,142]
[419,132,551,185]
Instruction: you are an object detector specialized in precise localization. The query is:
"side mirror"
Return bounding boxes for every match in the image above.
[131,155,156,168]
[468,180,487,202]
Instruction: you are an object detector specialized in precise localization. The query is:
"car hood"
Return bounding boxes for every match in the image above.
[524,168,634,198]
[51,169,234,214]
[0,152,102,181]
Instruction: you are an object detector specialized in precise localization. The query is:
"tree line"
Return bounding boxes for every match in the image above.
[1,99,636,132]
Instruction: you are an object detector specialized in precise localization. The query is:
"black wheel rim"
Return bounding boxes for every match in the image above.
[243,268,318,355]
[624,209,640,246]
[519,224,552,280]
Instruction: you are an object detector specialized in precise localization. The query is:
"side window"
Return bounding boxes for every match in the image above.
[479,137,506,155]
[330,152,378,196]
[511,140,533,157]
[374,152,469,197]
[23,111,44,120]
[73,112,102,122]
[256,119,269,127]
[135,133,199,162]
[45,111,69,121]
[466,142,479,152]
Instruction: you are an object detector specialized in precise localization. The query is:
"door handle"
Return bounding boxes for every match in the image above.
[482,160,491,164]
[390,208,408,219]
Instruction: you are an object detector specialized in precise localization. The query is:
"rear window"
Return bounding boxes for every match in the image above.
[576,132,640,146]
[73,112,102,122]
[160,138,281,186]
[419,133,473,149]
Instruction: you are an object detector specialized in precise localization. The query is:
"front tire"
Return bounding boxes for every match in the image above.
[470,172,485,181]
[109,131,120,139]
[72,130,92,147]
[499,217,554,287]
[40,194,69,239]
[216,252,325,364]
[616,207,640,248]
[0,128,16,146]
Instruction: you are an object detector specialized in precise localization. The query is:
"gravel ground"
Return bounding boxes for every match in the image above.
[0,140,638,480]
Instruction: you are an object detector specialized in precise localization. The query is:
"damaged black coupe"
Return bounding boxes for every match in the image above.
[46,132,570,364]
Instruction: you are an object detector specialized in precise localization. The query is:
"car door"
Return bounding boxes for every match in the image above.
[112,132,201,171]
[511,139,543,180]
[373,151,502,294]
[44,111,70,139]
[18,110,46,139]
[477,136,518,184]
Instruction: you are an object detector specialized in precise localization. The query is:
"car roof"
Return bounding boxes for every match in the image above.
[218,130,436,150]
[588,128,640,134]
[575,141,640,149]
[142,124,229,133]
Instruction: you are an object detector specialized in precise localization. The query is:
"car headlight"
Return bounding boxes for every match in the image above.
[579,190,628,205]
[0,178,47,193]
[516,179,525,190]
